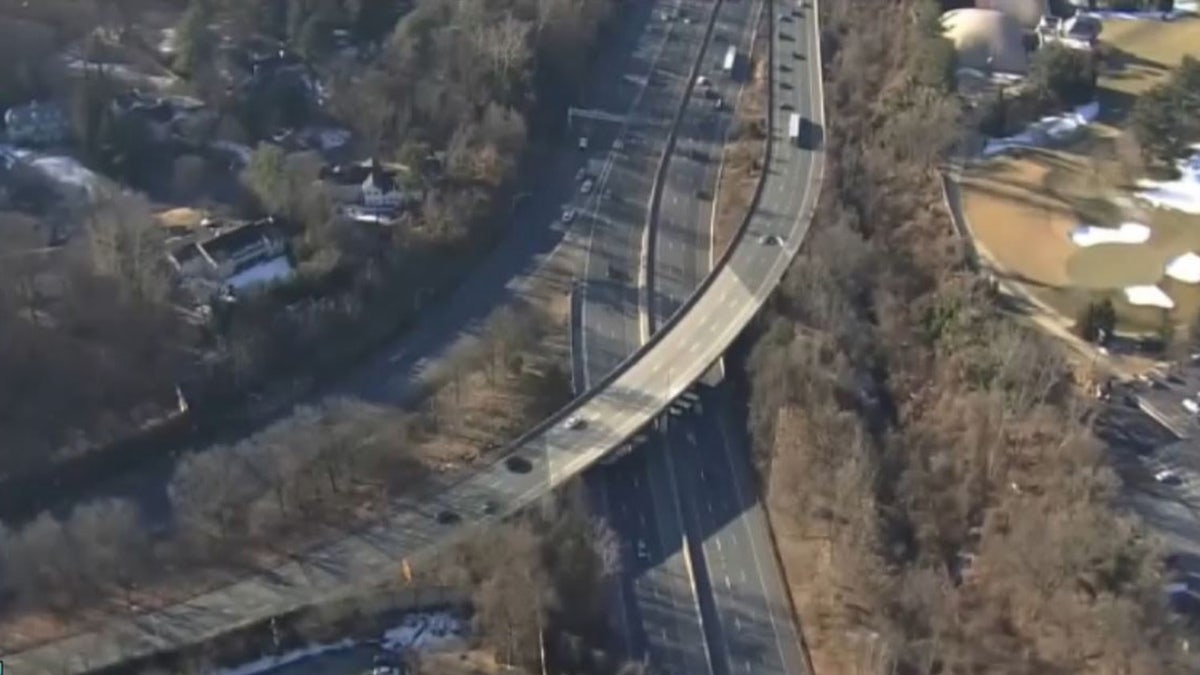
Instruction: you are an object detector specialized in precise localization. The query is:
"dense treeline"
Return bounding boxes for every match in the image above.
[749,1,1188,672]
[0,0,616,480]
[0,302,568,625]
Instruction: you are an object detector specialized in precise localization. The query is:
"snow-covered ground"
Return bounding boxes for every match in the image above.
[312,127,351,152]
[213,610,467,675]
[983,101,1101,157]
[1137,144,1200,215]
[1081,0,1198,21]
[1166,252,1200,283]
[62,57,178,91]
[228,256,295,291]
[341,204,397,224]
[380,610,466,652]
[1125,284,1175,309]
[0,144,101,197]
[1070,221,1150,246]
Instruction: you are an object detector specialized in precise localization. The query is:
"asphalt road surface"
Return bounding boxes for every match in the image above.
[2,0,825,670]
[587,0,764,672]
[574,2,723,672]
[575,0,714,387]
[668,384,808,675]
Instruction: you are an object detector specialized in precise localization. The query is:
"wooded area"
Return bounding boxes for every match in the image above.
[0,0,616,480]
[750,1,1188,672]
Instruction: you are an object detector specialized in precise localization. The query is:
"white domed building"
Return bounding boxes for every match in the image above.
[942,8,1031,76]
[975,0,1049,30]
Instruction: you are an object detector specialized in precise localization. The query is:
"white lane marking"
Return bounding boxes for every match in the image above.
[579,0,680,387]
[724,575,731,590]
[714,387,798,673]
[715,538,722,552]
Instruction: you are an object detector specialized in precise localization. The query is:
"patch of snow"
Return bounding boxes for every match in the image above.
[212,639,355,675]
[0,144,101,197]
[1136,144,1200,215]
[227,256,294,291]
[61,58,177,91]
[1070,222,1151,247]
[315,127,351,151]
[1080,1,1197,21]
[982,101,1100,157]
[213,611,466,675]
[1166,252,1200,284]
[381,610,468,651]
[1124,285,1175,309]
[342,204,397,224]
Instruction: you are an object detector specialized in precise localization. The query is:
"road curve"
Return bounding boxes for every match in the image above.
[1,0,824,671]
[595,0,762,672]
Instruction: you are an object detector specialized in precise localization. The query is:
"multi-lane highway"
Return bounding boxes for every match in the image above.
[575,0,716,387]
[2,0,825,670]
[571,2,720,671]
[586,0,763,672]
[668,384,809,675]
[596,1,811,674]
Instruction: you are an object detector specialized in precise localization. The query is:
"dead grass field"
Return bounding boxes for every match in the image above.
[712,12,768,261]
[1099,16,1200,98]
[962,10,1200,336]
[962,140,1200,333]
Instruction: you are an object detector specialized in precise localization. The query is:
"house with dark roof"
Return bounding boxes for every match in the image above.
[362,160,403,208]
[167,218,293,297]
[321,159,420,218]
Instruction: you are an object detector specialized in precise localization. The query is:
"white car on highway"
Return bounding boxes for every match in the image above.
[561,208,576,223]
[564,415,587,430]
[581,178,594,194]
[636,539,649,561]
[1156,469,1184,486]
[1184,398,1199,414]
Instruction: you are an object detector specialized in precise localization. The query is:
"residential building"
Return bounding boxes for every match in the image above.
[321,159,420,216]
[362,160,403,208]
[1036,13,1102,49]
[167,218,293,297]
[3,101,69,146]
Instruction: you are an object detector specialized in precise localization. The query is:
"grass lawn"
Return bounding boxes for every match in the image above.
[961,15,1200,336]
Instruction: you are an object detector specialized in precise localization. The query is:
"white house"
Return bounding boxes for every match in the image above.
[361,161,404,208]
